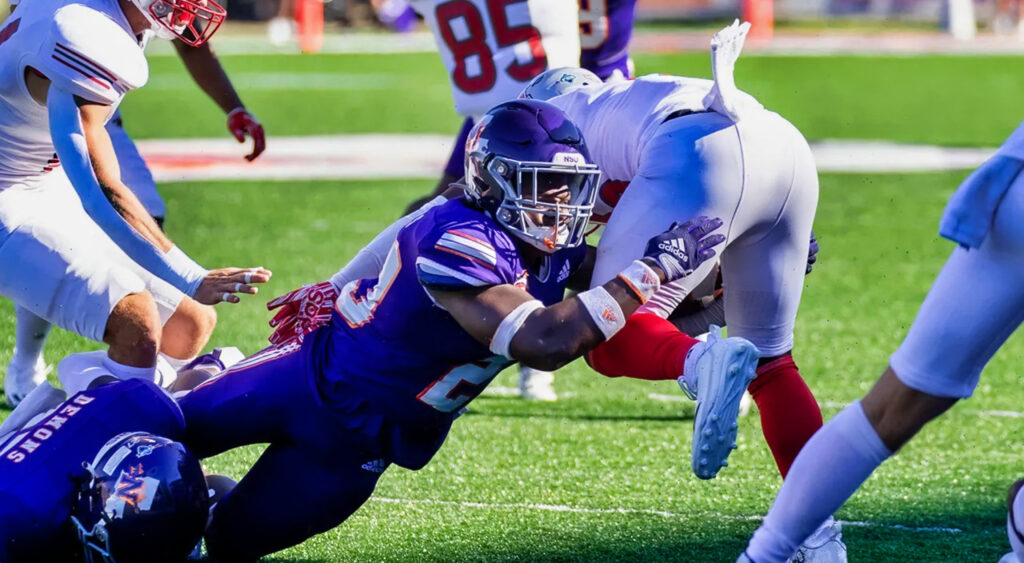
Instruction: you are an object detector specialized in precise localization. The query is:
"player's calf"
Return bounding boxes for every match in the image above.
[161,298,217,361]
[103,291,161,367]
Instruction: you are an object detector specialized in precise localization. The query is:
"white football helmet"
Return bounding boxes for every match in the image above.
[519,67,604,102]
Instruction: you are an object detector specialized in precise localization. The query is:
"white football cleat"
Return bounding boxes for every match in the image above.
[789,519,847,563]
[518,366,557,402]
[679,325,759,479]
[5,355,52,407]
[998,553,1019,563]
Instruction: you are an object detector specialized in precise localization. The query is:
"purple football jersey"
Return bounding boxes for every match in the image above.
[580,0,638,80]
[0,380,185,562]
[315,198,584,426]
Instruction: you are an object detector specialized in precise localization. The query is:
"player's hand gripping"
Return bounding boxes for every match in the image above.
[266,281,339,345]
[806,230,819,275]
[227,108,266,162]
[643,216,726,283]
[194,267,273,305]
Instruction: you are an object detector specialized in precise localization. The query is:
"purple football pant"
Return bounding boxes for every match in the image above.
[444,117,475,179]
[178,342,388,561]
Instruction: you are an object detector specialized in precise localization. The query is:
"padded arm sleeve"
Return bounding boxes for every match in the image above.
[47,85,205,296]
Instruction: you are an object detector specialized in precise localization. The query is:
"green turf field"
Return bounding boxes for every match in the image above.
[125,51,1024,146]
[3,50,1024,562]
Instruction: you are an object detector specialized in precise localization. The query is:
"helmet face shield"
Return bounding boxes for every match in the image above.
[71,514,115,563]
[484,155,601,251]
[147,0,226,46]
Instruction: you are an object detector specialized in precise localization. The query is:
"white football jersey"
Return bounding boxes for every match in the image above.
[412,0,581,118]
[548,74,762,182]
[0,0,147,189]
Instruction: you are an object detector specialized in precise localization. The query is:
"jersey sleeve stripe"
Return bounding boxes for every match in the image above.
[51,53,112,90]
[438,231,497,265]
[55,42,118,83]
[416,257,490,288]
[434,244,496,270]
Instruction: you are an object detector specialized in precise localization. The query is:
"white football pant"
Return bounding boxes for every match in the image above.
[591,109,818,357]
[0,171,183,342]
[890,166,1024,398]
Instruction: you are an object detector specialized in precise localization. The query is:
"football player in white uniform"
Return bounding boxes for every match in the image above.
[738,118,1024,562]
[4,0,267,407]
[525,23,842,559]
[0,0,271,405]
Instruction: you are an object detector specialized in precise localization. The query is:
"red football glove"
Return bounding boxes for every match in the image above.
[227,108,266,162]
[267,281,339,345]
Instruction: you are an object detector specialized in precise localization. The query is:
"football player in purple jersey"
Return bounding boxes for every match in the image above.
[579,0,637,81]
[0,377,209,563]
[174,100,730,560]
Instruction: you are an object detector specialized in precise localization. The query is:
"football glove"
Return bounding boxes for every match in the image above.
[643,216,725,283]
[227,108,266,162]
[267,281,338,345]
[806,230,819,275]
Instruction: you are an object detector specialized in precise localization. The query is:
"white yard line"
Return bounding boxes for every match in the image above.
[137,135,996,183]
[371,496,962,533]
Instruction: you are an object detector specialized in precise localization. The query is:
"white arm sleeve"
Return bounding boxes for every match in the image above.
[329,195,448,290]
[47,84,206,296]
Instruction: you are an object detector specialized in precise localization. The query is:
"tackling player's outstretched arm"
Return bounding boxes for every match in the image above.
[173,40,266,161]
[431,217,726,371]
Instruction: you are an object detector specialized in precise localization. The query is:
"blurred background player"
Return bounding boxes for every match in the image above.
[0,378,209,563]
[579,0,637,82]
[4,0,267,407]
[404,0,581,211]
[0,0,271,407]
[176,100,725,560]
[739,119,1024,563]
[522,23,833,556]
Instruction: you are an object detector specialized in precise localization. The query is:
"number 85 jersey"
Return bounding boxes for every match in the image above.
[411,0,581,118]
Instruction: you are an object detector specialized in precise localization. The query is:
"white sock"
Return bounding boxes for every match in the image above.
[102,355,157,383]
[11,306,51,369]
[159,353,194,372]
[745,401,891,563]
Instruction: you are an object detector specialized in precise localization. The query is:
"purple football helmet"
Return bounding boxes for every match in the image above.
[464,100,602,252]
[71,432,209,563]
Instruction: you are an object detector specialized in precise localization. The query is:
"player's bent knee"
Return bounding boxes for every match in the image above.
[104,292,161,364]
[162,299,216,358]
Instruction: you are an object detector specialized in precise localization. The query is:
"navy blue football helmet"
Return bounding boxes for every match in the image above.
[464,99,602,252]
[71,432,209,563]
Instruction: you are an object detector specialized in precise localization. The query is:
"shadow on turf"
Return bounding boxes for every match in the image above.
[462,409,694,423]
